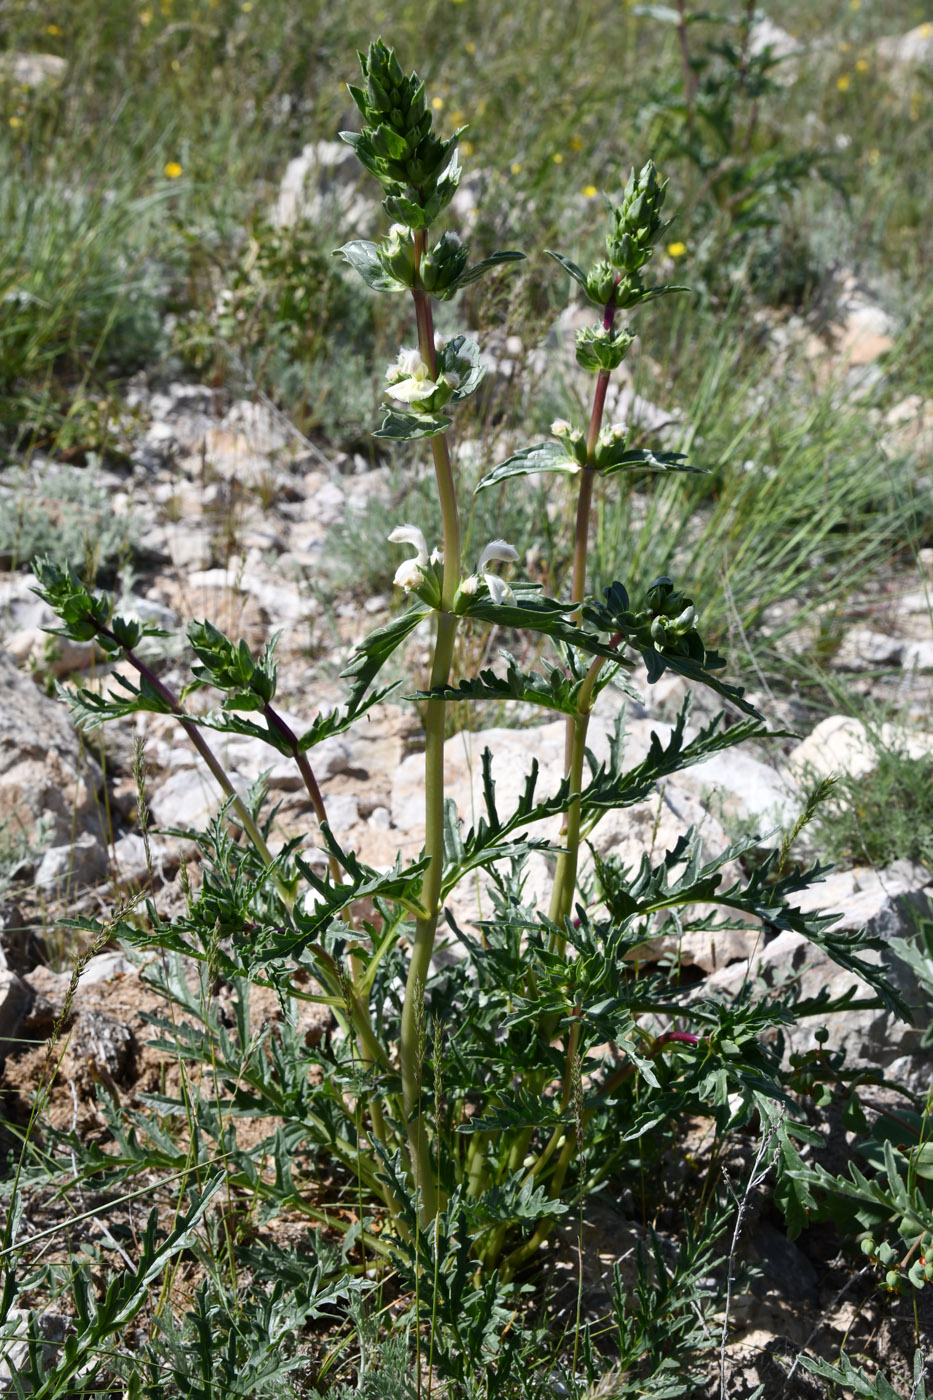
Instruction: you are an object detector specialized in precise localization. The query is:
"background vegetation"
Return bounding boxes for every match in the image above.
[2,0,933,1394]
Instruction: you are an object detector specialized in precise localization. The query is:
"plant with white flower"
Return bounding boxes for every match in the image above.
[34,43,878,1381]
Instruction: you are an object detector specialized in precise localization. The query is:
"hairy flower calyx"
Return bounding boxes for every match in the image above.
[575,323,636,374]
[551,418,587,466]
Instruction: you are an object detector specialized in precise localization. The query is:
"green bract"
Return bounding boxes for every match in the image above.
[606,161,670,272]
[575,322,636,372]
[341,39,464,226]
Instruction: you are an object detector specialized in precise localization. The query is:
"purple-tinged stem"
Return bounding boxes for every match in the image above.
[94,622,277,875]
[262,702,341,883]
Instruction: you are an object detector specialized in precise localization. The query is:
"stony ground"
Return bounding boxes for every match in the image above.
[0,360,931,1390]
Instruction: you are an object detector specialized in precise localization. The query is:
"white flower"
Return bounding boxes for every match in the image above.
[394,558,426,590]
[484,573,514,605]
[551,418,572,437]
[387,347,425,381]
[388,524,429,591]
[385,347,438,404]
[433,331,446,352]
[477,539,519,570]
[469,539,519,605]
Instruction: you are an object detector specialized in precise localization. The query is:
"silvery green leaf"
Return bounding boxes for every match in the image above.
[545,249,593,299]
[440,333,485,401]
[457,588,626,664]
[334,239,407,292]
[373,408,452,440]
[601,447,704,477]
[475,441,579,492]
[452,249,525,291]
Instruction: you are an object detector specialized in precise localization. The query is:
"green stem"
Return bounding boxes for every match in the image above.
[400,611,458,1225]
[549,318,616,930]
[399,234,462,1227]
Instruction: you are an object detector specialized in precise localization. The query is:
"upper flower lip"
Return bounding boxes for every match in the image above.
[458,538,519,606]
[477,539,519,571]
[388,523,428,562]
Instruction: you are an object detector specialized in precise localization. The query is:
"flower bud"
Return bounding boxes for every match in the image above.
[585,259,617,306]
[605,160,670,275]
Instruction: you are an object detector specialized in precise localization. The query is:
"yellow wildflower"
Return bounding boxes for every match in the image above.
[465,40,476,54]
[460,139,474,157]
[582,184,598,198]
[552,152,563,164]
[510,162,522,175]
[867,148,880,165]
[836,73,851,91]
[45,23,63,35]
[667,241,687,258]
[164,160,183,178]
[9,115,22,129]
[432,96,444,110]
[570,136,583,151]
[856,58,869,73]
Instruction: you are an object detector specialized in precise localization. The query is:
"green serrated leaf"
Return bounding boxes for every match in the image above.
[601,447,705,478]
[340,602,431,710]
[545,249,591,297]
[334,238,407,292]
[408,649,633,716]
[452,249,525,292]
[474,440,580,493]
[373,408,452,440]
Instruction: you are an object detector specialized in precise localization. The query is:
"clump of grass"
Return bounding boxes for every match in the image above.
[812,740,933,871]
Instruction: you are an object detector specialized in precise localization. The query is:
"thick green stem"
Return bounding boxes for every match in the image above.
[399,238,462,1226]
[400,611,458,1224]
[549,325,616,929]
